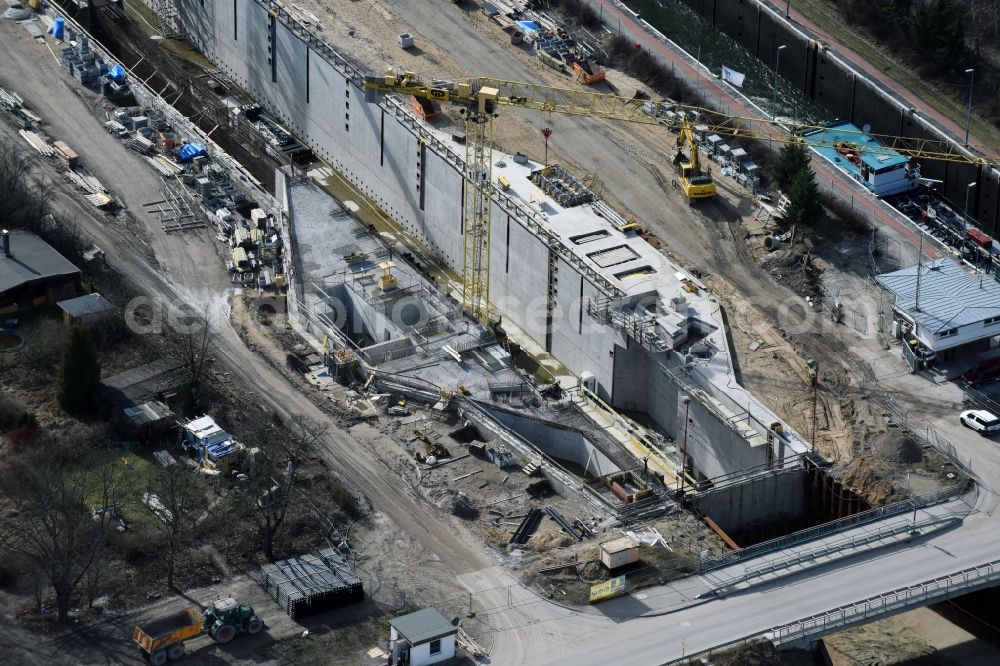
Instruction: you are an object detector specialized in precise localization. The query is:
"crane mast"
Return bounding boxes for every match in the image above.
[461,89,498,325]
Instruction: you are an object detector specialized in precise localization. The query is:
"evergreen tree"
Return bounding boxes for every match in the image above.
[57,326,101,417]
[774,142,811,194]
[911,0,967,71]
[784,167,823,229]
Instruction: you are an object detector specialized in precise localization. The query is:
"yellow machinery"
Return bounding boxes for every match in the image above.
[377,260,398,291]
[674,119,716,201]
[363,71,988,323]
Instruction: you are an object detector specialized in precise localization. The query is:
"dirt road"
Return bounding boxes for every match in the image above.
[0,15,498,662]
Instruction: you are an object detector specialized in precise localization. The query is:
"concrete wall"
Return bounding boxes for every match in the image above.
[674,0,1000,233]
[682,395,769,480]
[322,283,405,345]
[484,407,621,478]
[162,0,783,480]
[170,0,628,399]
[690,467,808,535]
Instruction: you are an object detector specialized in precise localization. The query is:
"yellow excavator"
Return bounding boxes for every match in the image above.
[674,119,716,201]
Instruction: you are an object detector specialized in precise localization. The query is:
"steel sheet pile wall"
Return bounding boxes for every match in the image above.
[260,548,363,619]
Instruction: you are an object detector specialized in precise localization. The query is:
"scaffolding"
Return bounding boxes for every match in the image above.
[529,164,595,208]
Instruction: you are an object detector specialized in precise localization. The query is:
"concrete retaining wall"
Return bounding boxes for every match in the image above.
[170,0,629,398]
[690,467,808,536]
[484,407,621,478]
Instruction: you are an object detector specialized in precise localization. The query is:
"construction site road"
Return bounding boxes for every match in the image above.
[5,12,1000,665]
[0,17,495,659]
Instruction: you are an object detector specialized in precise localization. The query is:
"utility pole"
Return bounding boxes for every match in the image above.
[808,358,818,453]
[964,181,977,240]
[772,45,787,121]
[915,231,924,312]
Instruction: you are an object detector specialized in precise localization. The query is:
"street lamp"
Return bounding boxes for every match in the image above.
[785,0,791,18]
[964,68,974,146]
[965,180,977,243]
[772,45,787,121]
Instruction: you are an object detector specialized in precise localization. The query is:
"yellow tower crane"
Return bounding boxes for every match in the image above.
[363,71,990,323]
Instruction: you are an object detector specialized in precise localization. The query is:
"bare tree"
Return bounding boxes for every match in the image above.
[144,463,204,590]
[0,139,48,231]
[164,305,213,409]
[235,414,326,561]
[0,440,121,622]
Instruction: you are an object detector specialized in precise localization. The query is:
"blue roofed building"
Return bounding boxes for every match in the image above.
[875,258,1000,354]
[805,122,920,197]
[180,415,245,469]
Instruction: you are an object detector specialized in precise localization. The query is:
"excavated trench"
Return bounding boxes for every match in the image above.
[688,459,871,548]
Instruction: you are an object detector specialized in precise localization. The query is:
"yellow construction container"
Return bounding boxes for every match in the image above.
[377,261,398,291]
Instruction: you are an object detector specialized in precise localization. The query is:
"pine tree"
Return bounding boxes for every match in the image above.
[784,167,823,229]
[57,326,101,417]
[911,0,967,71]
[774,142,811,195]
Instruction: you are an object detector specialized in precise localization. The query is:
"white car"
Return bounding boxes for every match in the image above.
[960,409,1000,436]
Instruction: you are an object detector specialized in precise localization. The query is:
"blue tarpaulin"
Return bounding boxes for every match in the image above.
[50,17,65,39]
[516,20,541,37]
[178,142,207,162]
[108,64,126,83]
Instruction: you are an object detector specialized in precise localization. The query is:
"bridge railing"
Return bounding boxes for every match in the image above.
[770,557,1000,644]
[665,556,1000,664]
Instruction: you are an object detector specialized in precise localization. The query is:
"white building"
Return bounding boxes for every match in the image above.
[876,258,1000,355]
[600,536,640,570]
[389,607,457,666]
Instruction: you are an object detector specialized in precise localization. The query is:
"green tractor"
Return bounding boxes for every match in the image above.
[202,597,264,644]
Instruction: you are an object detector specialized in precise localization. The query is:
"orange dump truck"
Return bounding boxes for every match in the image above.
[133,598,263,665]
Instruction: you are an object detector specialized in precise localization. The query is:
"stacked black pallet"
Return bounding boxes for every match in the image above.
[260,548,364,620]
